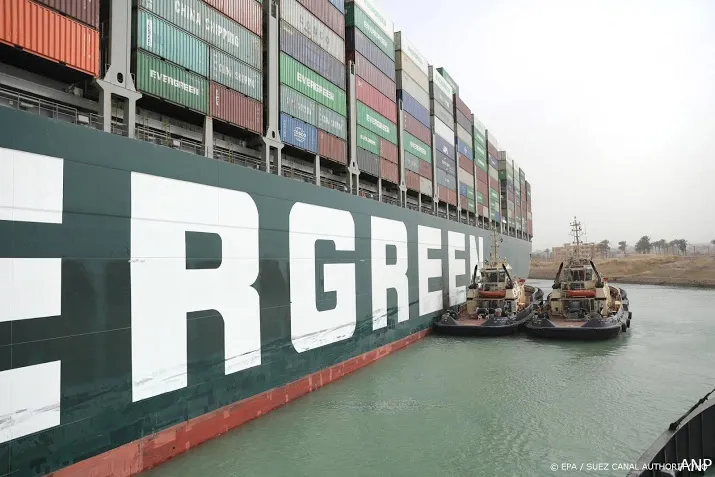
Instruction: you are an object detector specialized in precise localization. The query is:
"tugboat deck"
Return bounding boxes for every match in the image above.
[544,317,592,328]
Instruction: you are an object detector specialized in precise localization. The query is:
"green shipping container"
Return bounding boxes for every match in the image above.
[356,102,396,144]
[137,0,261,71]
[467,187,474,200]
[280,54,346,116]
[345,3,395,61]
[490,188,499,201]
[468,198,475,212]
[135,51,208,113]
[356,126,380,155]
[490,209,496,221]
[477,191,484,205]
[402,131,431,162]
[280,85,317,127]
[476,155,487,172]
[135,10,208,77]
[210,49,262,101]
[499,170,506,180]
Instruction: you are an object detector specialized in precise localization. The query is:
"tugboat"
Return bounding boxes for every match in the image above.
[434,227,543,336]
[526,218,632,341]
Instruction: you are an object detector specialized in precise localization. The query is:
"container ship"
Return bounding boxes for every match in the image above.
[0,0,534,475]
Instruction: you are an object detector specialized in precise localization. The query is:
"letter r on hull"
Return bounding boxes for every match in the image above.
[371,217,409,329]
[130,173,261,402]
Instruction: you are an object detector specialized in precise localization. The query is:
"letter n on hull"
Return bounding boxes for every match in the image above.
[130,173,261,402]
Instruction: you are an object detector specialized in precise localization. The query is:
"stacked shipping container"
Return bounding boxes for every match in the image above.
[132,0,264,133]
[486,129,503,227]
[395,31,432,197]
[346,0,398,183]
[525,180,532,236]
[430,66,456,206]
[473,116,493,223]
[513,158,522,232]
[279,0,347,162]
[498,150,516,231]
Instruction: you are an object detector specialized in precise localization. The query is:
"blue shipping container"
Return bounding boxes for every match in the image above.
[459,183,468,196]
[457,138,473,160]
[495,212,502,222]
[434,134,455,160]
[329,0,345,13]
[398,90,430,129]
[281,113,318,153]
[436,151,456,176]
[488,154,499,169]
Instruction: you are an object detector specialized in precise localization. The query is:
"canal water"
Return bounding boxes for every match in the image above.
[143,280,715,477]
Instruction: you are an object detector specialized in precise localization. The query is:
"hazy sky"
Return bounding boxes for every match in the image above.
[378,0,715,250]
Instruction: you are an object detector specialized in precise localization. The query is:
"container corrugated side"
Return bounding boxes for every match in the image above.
[456,124,471,145]
[420,176,433,196]
[380,158,399,184]
[280,22,345,90]
[349,0,394,38]
[403,132,431,163]
[282,0,344,63]
[394,32,429,74]
[356,126,380,155]
[405,170,420,191]
[319,130,347,164]
[429,66,453,101]
[434,134,455,161]
[210,82,262,133]
[476,167,488,184]
[436,152,456,176]
[0,0,99,76]
[329,0,344,13]
[431,102,453,131]
[204,0,262,37]
[33,0,99,29]
[488,154,499,170]
[345,3,394,60]
[137,0,261,70]
[473,115,486,136]
[346,27,395,81]
[457,167,472,185]
[404,152,420,173]
[349,51,394,99]
[456,138,472,160]
[488,165,498,180]
[436,67,459,97]
[280,53,346,116]
[475,155,488,174]
[356,76,396,122]
[317,104,347,140]
[281,112,319,153]
[298,0,345,39]
[456,109,472,133]
[356,102,396,144]
[454,94,471,118]
[396,69,429,109]
[357,148,380,177]
[477,180,488,197]
[135,51,207,112]
[210,48,262,101]
[281,85,317,128]
[379,138,398,163]
[468,198,476,213]
[399,90,430,128]
[135,10,209,78]
[394,51,429,93]
[433,117,455,147]
[487,140,498,158]
[403,111,431,146]
[458,154,472,173]
[418,160,432,180]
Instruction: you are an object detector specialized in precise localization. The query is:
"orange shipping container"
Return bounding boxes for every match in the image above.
[379,138,398,164]
[380,158,399,184]
[405,170,420,192]
[0,0,99,76]
[319,130,348,165]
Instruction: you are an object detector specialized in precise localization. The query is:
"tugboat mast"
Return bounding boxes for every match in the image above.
[491,226,500,265]
[570,217,583,260]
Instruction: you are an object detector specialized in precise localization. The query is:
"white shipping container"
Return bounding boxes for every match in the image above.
[527,211,532,220]
[433,117,454,147]
[395,51,429,92]
[458,166,473,184]
[394,31,429,75]
[473,115,486,135]
[482,205,489,217]
[420,176,433,196]
[457,124,471,145]
[396,69,429,108]
[283,0,345,63]
[487,130,499,149]
[489,165,498,179]
[429,66,453,99]
[350,0,394,39]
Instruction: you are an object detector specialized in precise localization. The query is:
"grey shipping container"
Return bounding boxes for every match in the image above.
[134,10,209,77]
[432,102,453,132]
[436,168,456,190]
[280,22,345,90]
[210,49,262,101]
[430,84,452,113]
[456,109,472,132]
[436,151,456,176]
[317,104,347,140]
[396,70,429,109]
[350,51,395,100]
[357,147,380,177]
[282,0,345,63]
[395,51,429,92]
[457,124,472,145]
[420,176,433,196]
[434,134,455,160]
[346,27,395,81]
[399,90,430,128]
[404,151,420,173]
[281,85,318,128]
[137,0,261,71]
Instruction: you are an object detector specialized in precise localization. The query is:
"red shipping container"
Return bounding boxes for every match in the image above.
[418,160,432,180]
[507,191,514,202]
[380,158,399,184]
[319,130,347,165]
[525,180,531,192]
[297,0,344,39]
[458,154,472,173]
[460,196,469,211]
[476,167,488,184]
[379,138,398,163]
[405,170,420,191]
[489,176,499,190]
[403,112,431,146]
[356,76,397,123]
[210,82,263,134]
[477,179,488,196]
[349,51,396,103]
[438,185,448,203]
[447,189,457,206]
[0,0,99,76]
[33,0,99,29]
[204,0,263,37]
[487,141,498,158]
[454,95,472,119]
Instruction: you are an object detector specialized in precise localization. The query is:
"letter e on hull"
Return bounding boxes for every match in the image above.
[418,225,442,316]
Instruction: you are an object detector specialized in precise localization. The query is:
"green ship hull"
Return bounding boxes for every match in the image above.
[0,107,531,477]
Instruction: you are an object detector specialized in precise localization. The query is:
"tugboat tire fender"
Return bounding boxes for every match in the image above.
[621,322,627,332]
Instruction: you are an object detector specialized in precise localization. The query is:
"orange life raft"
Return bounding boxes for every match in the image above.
[478,290,507,298]
[565,289,596,298]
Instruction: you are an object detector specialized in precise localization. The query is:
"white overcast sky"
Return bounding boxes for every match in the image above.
[378,0,715,250]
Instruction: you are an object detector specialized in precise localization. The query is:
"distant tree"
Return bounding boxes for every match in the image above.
[712,239,715,245]
[618,241,627,256]
[653,239,667,255]
[635,236,652,254]
[677,239,688,256]
[597,240,611,258]
[668,240,679,255]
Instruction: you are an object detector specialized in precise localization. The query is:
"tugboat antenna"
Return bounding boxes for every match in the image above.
[570,217,583,261]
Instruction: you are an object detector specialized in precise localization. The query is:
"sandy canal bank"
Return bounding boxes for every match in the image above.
[528,254,715,289]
